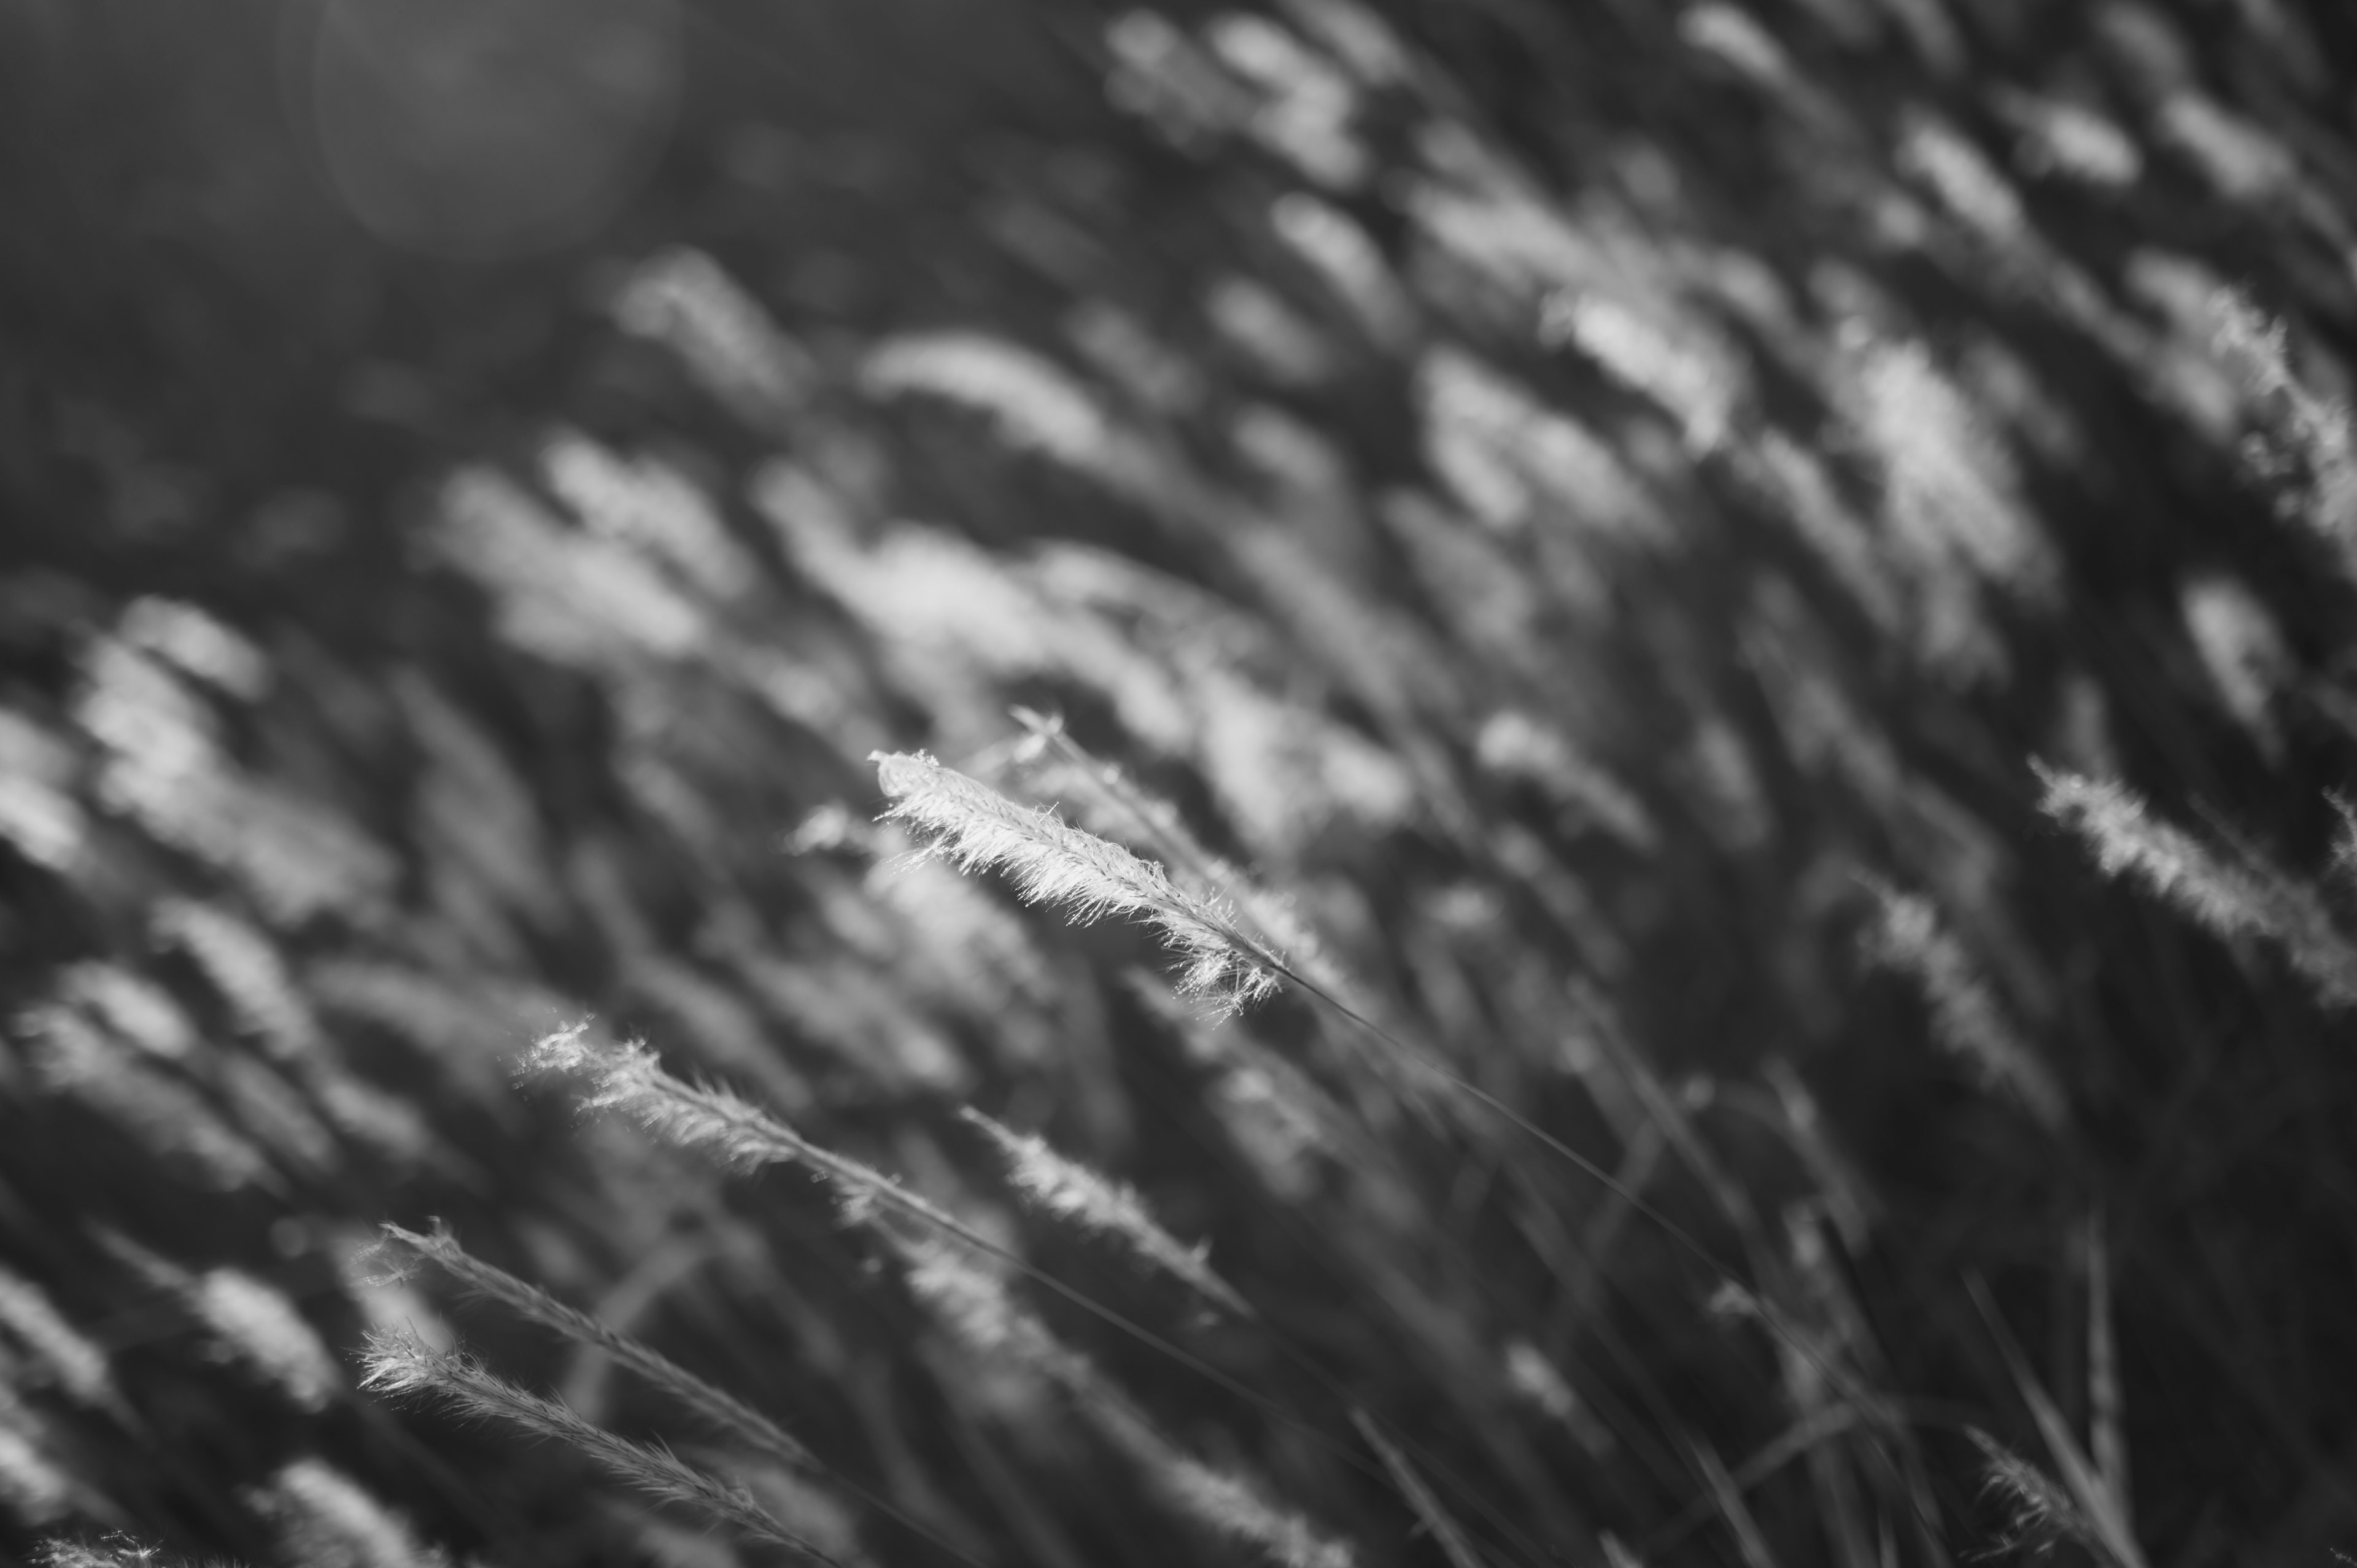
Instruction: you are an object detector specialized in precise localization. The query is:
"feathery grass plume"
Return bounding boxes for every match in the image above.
[1270,193,1413,347]
[0,1266,119,1413]
[434,468,712,670]
[35,1542,234,1568]
[1416,346,1663,549]
[2205,287,2357,574]
[188,1269,341,1412]
[20,1003,277,1192]
[1093,1401,1357,1568]
[1895,113,2032,257]
[74,636,397,924]
[1989,87,2143,189]
[2158,93,2295,207]
[119,597,269,699]
[527,1024,805,1172]
[1349,1410,1484,1568]
[0,1416,78,1527]
[1472,711,1658,852]
[360,1328,838,1564]
[610,247,812,428]
[249,1458,453,1568]
[331,1228,455,1356]
[1968,1430,2109,1562]
[1849,338,2055,681]
[528,1027,1013,1284]
[0,705,88,875]
[2178,574,2289,757]
[58,964,195,1062]
[1501,1340,1613,1460]
[1005,709,1329,972]
[1859,882,2067,1130]
[1541,289,1745,454]
[1102,11,1255,150]
[872,749,1283,1014]
[33,1543,178,1568]
[2035,767,2357,1008]
[543,434,762,604]
[151,900,320,1062]
[1968,1279,2148,1568]
[899,1240,1095,1397]
[958,1109,1249,1316]
[380,1223,818,1471]
[1206,12,1370,189]
[527,1025,896,1190]
[101,1235,339,1412]
[862,333,1117,476]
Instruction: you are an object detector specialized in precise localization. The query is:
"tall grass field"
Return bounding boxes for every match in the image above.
[3,1,2356,1564]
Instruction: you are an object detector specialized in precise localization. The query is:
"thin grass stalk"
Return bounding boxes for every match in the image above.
[381,1222,816,1470]
[388,1229,998,1567]
[867,748,1936,1531]
[1689,1436,1782,1568]
[1150,819,1927,1564]
[526,1028,1338,1461]
[358,1328,841,1565]
[1248,895,1958,1567]
[1966,1276,2150,1568]
[1639,1408,1862,1558]
[2084,1215,2130,1519]
[1350,1409,1488,1568]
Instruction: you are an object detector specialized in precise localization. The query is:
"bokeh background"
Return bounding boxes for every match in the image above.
[5,0,2357,1564]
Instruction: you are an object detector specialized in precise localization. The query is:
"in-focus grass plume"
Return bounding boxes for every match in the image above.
[873,749,1285,1013]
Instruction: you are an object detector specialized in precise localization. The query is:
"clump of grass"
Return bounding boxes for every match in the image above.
[377,1222,819,1472]
[15,1,2357,1565]
[358,1330,839,1564]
